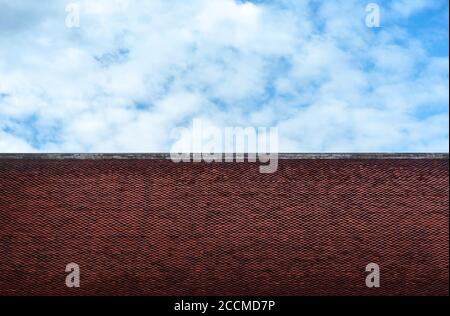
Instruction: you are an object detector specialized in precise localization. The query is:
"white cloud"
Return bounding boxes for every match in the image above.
[0,0,448,153]
[0,130,36,152]
[390,0,440,18]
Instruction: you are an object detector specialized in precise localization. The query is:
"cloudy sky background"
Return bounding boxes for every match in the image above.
[0,0,448,153]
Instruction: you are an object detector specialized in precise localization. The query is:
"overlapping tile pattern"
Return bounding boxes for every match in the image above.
[0,157,448,295]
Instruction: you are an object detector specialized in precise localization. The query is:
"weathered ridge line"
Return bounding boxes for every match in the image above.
[0,153,448,160]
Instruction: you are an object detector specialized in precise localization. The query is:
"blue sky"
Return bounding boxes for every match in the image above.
[0,0,448,153]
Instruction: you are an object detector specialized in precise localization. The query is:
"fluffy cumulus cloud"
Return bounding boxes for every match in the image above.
[0,0,448,152]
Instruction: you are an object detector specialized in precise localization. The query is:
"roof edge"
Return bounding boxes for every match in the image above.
[0,153,448,160]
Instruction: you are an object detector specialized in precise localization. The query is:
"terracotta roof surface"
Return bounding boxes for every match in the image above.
[0,154,448,295]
